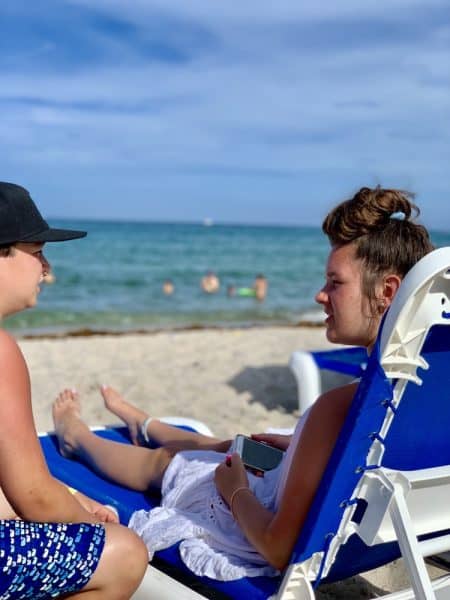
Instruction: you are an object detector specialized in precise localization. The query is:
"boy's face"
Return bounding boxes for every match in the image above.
[0,242,50,315]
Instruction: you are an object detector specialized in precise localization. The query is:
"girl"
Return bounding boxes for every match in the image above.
[0,182,148,599]
[52,186,433,581]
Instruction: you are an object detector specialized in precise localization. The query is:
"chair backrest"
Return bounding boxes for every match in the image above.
[288,247,450,585]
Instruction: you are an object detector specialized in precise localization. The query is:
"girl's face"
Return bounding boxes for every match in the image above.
[0,242,50,317]
[315,243,382,349]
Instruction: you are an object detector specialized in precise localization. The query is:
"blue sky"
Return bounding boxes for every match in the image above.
[1,1,449,229]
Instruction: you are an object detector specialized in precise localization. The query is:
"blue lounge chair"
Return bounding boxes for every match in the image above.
[41,247,450,599]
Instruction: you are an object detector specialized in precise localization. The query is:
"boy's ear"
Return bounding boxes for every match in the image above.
[383,274,402,307]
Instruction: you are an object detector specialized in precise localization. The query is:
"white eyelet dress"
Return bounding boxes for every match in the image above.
[129,410,310,581]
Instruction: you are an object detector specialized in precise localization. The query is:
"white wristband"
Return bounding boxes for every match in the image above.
[140,416,153,444]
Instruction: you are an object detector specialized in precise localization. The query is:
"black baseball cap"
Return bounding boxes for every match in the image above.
[0,182,87,245]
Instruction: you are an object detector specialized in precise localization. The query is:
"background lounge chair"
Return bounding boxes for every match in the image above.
[289,345,367,414]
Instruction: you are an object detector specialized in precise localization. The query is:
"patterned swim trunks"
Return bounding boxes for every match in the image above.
[0,520,105,599]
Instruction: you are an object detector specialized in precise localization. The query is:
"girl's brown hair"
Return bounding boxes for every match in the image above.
[323,186,434,307]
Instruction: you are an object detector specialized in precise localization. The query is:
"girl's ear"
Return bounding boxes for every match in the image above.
[383,274,402,308]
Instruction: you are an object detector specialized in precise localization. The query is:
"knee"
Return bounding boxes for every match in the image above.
[97,524,148,598]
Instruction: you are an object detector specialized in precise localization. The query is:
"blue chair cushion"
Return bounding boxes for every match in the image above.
[40,426,281,599]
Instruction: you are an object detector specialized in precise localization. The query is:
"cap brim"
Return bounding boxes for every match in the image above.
[22,228,87,242]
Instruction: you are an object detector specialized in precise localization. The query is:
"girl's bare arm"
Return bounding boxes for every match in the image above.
[215,383,357,570]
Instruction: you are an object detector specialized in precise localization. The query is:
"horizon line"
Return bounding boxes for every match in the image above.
[46,216,322,229]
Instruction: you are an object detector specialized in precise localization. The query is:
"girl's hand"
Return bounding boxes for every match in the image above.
[214,452,249,506]
[250,433,291,451]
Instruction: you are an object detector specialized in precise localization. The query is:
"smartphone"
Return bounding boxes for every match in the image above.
[234,435,284,472]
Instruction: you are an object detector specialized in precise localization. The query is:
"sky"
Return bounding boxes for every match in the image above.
[1,1,449,229]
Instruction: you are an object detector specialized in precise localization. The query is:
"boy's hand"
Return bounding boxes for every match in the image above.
[73,490,119,523]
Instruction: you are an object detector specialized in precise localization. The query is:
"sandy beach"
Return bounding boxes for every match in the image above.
[18,325,446,597]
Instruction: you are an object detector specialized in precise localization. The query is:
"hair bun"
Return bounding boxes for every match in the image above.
[323,186,421,243]
[322,185,433,281]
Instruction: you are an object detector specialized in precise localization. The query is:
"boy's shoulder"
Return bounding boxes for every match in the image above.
[0,329,22,358]
[0,330,28,387]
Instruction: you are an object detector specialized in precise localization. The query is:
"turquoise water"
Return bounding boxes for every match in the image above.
[5,220,450,335]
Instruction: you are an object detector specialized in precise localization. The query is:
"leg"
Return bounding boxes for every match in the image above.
[0,520,147,600]
[53,390,173,490]
[100,384,229,451]
[72,523,148,599]
[0,487,17,519]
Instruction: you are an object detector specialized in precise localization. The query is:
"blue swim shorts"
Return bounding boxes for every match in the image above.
[0,520,105,599]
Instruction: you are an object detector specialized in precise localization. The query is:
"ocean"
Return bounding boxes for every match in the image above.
[5,220,450,336]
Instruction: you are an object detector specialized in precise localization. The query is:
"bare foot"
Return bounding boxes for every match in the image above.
[52,389,90,458]
[100,385,149,446]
